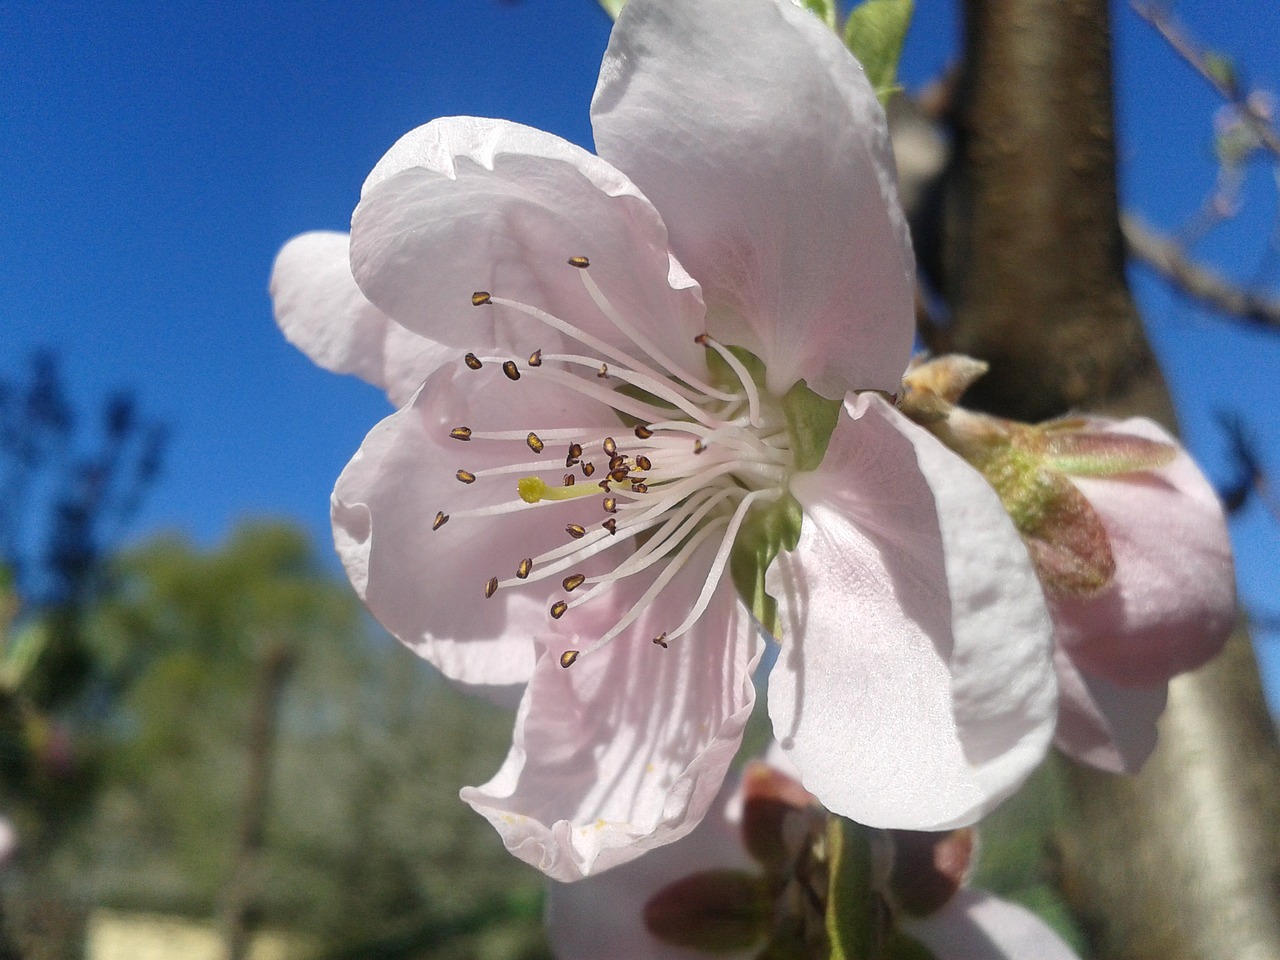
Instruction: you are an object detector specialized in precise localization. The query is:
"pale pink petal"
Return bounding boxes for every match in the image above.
[350,117,707,379]
[1054,418,1235,686]
[331,361,625,688]
[905,889,1082,960]
[461,538,760,881]
[270,231,451,407]
[1052,645,1166,774]
[546,773,755,960]
[768,395,1055,830]
[591,0,915,399]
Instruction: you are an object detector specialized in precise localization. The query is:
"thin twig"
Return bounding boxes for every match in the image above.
[1131,0,1280,160]
[1122,212,1280,329]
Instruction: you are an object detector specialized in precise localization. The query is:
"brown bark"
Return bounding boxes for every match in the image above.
[219,643,295,960]
[947,1,1280,958]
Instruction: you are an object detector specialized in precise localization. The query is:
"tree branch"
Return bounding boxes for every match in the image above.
[1122,213,1280,328]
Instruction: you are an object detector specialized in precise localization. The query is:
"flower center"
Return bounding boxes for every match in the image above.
[440,257,798,667]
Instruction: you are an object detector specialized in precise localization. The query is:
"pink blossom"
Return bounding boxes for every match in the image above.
[271,0,1056,879]
[1048,418,1234,772]
[547,753,1081,960]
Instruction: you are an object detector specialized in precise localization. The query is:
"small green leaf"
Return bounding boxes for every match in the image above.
[596,0,626,19]
[800,0,839,30]
[729,493,803,638]
[826,815,875,960]
[844,0,915,105]
[782,381,842,473]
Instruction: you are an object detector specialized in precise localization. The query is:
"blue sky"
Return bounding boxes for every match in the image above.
[3,0,1278,709]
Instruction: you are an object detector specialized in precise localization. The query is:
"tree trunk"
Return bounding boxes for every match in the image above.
[948,1,1280,957]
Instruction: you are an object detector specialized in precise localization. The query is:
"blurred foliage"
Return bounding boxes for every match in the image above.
[34,521,550,960]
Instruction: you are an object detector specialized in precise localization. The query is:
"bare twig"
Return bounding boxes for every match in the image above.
[1122,213,1280,328]
[1131,0,1280,160]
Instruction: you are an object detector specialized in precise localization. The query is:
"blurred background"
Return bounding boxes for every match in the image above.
[2,0,1278,957]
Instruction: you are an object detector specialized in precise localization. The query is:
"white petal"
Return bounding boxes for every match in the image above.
[332,360,625,688]
[545,773,754,960]
[592,0,915,398]
[461,538,761,881]
[270,231,451,406]
[1052,645,1166,774]
[350,117,707,379]
[905,889,1082,960]
[768,395,1055,829]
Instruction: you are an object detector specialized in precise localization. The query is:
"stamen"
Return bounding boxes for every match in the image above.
[563,474,575,487]
[450,427,472,442]
[433,511,449,531]
[567,256,590,269]
[529,349,543,367]
[551,600,568,619]
[527,432,545,454]
[604,437,617,457]
[567,442,583,465]
[502,360,521,381]
[635,455,652,471]
[603,518,618,535]
[566,523,587,540]
[597,363,609,379]
[652,633,668,648]
[697,334,763,427]
[562,573,586,591]
[484,576,499,598]
[517,558,533,579]
[603,497,617,513]
[456,469,476,484]
[471,291,492,306]
[464,353,483,370]
[581,461,596,477]
[635,424,654,440]
[560,650,579,668]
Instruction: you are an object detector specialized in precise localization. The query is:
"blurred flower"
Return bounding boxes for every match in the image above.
[272,0,1055,879]
[547,752,1081,960]
[903,357,1235,772]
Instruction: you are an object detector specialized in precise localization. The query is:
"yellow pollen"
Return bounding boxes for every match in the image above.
[517,476,599,504]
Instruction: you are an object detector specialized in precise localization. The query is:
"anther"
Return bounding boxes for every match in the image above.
[471,291,492,306]
[566,523,587,540]
[484,576,499,598]
[529,349,543,367]
[602,497,617,513]
[517,557,533,579]
[527,432,545,454]
[693,439,705,454]
[567,256,590,269]
[652,633,669,648]
[597,363,609,379]
[560,649,579,668]
[632,482,649,494]
[603,437,618,457]
[456,469,476,484]
[629,475,647,485]
[597,479,612,492]
[694,333,710,345]
[635,455,652,471]
[450,427,472,441]
[563,474,575,487]
[433,511,449,531]
[635,424,654,440]
[503,360,521,381]
[567,442,583,466]
[581,462,596,477]
[609,468,630,483]
[609,455,626,471]
[562,573,586,592]
[464,353,483,370]
[602,518,618,535]
[551,600,569,620]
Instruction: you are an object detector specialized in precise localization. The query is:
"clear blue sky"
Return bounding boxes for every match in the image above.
[3,0,1278,709]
